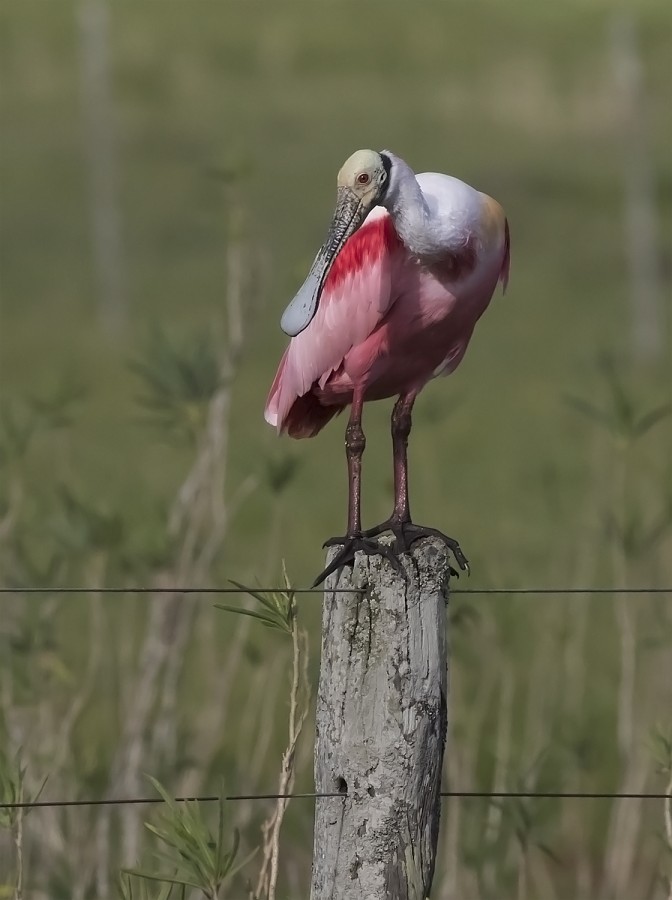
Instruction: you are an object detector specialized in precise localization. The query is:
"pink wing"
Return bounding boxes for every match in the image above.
[265,211,404,437]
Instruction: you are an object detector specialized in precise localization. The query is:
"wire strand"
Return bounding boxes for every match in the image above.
[2,592,668,809]
[1,789,669,810]
[0,586,670,595]
[0,587,344,595]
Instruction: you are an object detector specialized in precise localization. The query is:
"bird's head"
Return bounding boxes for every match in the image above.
[280,149,391,337]
[336,148,390,209]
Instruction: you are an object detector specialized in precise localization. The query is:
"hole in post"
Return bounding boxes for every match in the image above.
[335,776,348,795]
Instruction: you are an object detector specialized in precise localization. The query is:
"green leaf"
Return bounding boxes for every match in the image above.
[145,776,175,809]
[537,840,563,865]
[266,453,300,494]
[130,328,224,445]
[127,775,255,896]
[214,604,284,630]
[226,845,258,882]
[228,581,281,612]
[122,869,202,892]
[224,827,240,876]
[215,790,225,877]
[216,576,294,635]
[564,395,616,432]
[633,403,671,437]
[602,358,635,432]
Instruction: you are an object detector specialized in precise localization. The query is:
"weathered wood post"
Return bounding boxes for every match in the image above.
[311,538,451,900]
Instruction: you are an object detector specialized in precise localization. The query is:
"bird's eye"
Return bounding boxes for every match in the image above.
[357,173,370,185]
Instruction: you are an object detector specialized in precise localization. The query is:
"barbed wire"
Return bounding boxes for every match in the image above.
[0,586,670,596]
[1,788,669,811]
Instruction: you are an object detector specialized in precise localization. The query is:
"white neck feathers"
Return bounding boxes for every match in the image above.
[381,151,483,260]
[381,152,433,256]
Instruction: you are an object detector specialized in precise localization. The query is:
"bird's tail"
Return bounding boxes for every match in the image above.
[265,350,343,439]
[281,392,343,439]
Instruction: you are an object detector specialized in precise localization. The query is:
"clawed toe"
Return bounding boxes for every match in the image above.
[361,520,469,576]
[312,522,469,588]
[394,524,470,575]
[322,535,349,549]
[312,534,403,588]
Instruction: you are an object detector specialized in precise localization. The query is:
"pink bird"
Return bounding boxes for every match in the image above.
[265,149,510,585]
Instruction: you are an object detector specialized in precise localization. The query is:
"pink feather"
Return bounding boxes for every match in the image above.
[265,208,508,439]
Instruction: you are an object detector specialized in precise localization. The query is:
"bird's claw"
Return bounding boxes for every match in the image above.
[362,520,470,577]
[312,534,403,588]
[313,523,468,588]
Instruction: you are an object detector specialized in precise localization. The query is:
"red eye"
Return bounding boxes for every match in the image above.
[357,173,370,184]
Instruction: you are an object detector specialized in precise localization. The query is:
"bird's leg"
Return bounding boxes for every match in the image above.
[363,392,470,575]
[344,389,366,536]
[389,391,415,525]
[312,388,400,587]
[359,391,415,532]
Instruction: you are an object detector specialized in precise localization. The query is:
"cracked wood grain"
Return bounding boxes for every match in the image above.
[311,538,451,900]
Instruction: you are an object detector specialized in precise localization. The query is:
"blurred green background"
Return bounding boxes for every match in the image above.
[1,1,671,898]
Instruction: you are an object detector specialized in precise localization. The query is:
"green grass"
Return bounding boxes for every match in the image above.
[2,1,670,586]
[1,1,671,896]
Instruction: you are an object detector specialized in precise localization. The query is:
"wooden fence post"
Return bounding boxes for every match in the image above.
[311,538,451,900]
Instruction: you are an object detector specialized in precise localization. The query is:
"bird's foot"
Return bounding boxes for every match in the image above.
[362,519,470,577]
[311,534,403,588]
[312,522,469,587]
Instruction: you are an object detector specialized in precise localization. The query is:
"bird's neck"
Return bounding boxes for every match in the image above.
[382,155,445,259]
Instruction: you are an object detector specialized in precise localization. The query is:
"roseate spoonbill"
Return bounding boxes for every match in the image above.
[265,149,510,585]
